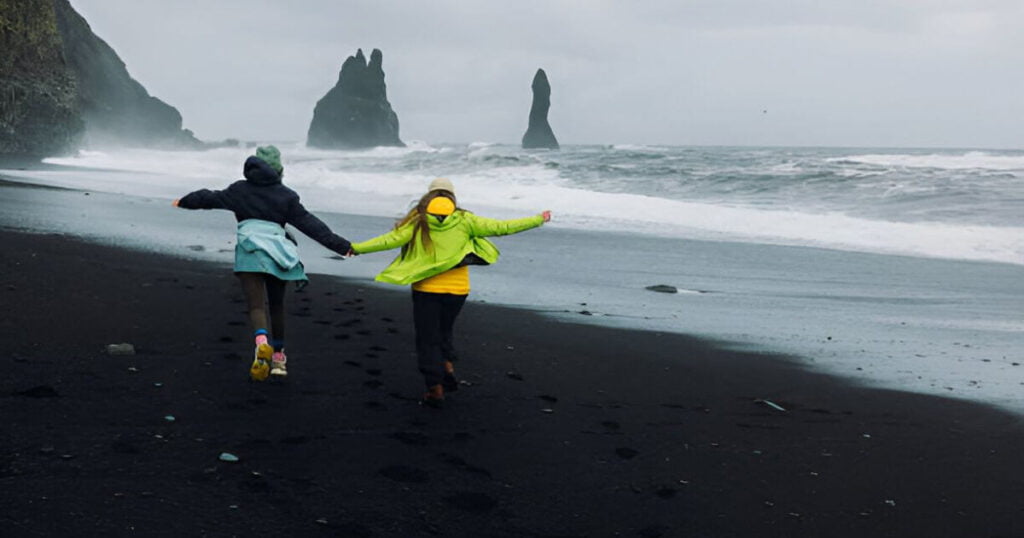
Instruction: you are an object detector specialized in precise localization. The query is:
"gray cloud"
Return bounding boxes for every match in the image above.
[70,0,1024,147]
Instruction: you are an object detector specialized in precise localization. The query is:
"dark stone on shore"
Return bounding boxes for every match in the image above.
[307,49,404,149]
[521,68,559,149]
[646,285,678,294]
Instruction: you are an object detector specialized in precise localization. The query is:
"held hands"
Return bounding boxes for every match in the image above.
[541,210,552,223]
[171,199,180,207]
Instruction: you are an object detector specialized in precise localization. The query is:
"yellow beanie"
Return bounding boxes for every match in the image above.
[426,196,455,216]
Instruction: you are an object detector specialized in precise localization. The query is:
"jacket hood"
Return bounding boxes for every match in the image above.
[243,156,282,186]
[427,211,465,231]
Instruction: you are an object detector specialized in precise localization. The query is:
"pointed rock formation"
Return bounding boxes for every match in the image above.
[521,69,559,150]
[307,48,404,149]
[52,0,199,149]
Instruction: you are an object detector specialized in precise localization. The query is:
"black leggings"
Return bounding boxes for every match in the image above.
[412,290,467,388]
[237,272,287,341]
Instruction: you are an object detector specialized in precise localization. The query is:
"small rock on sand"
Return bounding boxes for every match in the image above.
[106,343,135,356]
[645,285,678,294]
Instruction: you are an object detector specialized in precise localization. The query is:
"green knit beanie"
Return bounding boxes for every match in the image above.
[255,145,283,174]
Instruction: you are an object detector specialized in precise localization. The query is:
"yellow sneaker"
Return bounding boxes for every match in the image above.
[249,342,273,381]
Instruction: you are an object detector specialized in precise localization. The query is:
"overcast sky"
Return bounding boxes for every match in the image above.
[70,0,1024,148]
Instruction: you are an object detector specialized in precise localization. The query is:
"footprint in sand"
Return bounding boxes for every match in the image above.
[343,360,362,367]
[655,487,677,499]
[369,345,387,352]
[379,465,429,483]
[538,394,558,403]
[363,379,383,389]
[313,320,332,325]
[356,330,371,336]
[615,447,639,460]
[365,368,382,376]
[110,439,141,454]
[443,492,497,513]
[381,317,394,323]
[364,353,379,359]
[386,327,400,334]
[16,385,60,398]
[218,336,234,343]
[437,453,493,479]
[638,525,671,538]
[390,431,430,446]
[334,333,350,340]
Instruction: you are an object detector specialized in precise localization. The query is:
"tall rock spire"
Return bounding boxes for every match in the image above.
[521,68,559,149]
[307,48,404,149]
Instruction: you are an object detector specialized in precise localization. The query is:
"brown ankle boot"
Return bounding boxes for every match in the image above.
[422,384,445,408]
[442,361,459,392]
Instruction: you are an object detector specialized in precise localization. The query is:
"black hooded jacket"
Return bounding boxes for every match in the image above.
[178,156,351,255]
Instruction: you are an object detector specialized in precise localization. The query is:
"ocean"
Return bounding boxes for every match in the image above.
[2,143,1022,412]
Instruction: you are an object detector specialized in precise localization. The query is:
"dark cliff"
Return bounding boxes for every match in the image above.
[521,68,559,150]
[0,0,198,157]
[0,0,82,156]
[307,48,404,149]
[52,0,199,149]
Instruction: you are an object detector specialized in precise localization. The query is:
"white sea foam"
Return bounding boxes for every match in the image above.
[837,151,1024,171]
[14,145,1021,266]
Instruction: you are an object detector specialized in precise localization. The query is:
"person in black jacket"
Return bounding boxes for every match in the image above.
[173,145,350,380]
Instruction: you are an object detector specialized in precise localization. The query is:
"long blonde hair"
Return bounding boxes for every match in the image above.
[396,190,458,255]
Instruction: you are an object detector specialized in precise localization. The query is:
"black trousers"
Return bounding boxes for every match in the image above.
[412,290,467,388]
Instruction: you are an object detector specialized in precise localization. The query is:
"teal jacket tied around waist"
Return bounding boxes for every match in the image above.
[234,219,308,284]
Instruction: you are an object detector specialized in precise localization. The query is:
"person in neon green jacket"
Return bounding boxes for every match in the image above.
[350,178,551,407]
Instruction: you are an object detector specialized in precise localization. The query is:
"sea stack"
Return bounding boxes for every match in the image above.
[307,48,404,149]
[521,68,559,150]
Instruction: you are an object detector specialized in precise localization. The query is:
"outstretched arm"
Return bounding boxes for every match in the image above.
[350,222,416,254]
[467,211,549,237]
[175,188,229,210]
[288,198,352,256]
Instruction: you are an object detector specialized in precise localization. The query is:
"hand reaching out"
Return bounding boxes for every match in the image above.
[172,199,180,207]
[541,210,552,223]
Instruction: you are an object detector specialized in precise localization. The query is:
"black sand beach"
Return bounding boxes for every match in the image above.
[2,228,1023,537]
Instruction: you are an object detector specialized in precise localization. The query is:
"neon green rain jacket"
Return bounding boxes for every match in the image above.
[351,211,544,285]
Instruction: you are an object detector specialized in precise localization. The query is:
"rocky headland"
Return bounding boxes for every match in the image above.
[307,48,404,149]
[1,0,199,158]
[521,68,559,150]
[0,0,83,157]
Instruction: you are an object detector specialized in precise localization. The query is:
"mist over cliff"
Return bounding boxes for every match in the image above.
[0,0,199,157]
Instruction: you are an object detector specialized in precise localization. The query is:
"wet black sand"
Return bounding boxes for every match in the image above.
[1,229,1022,537]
